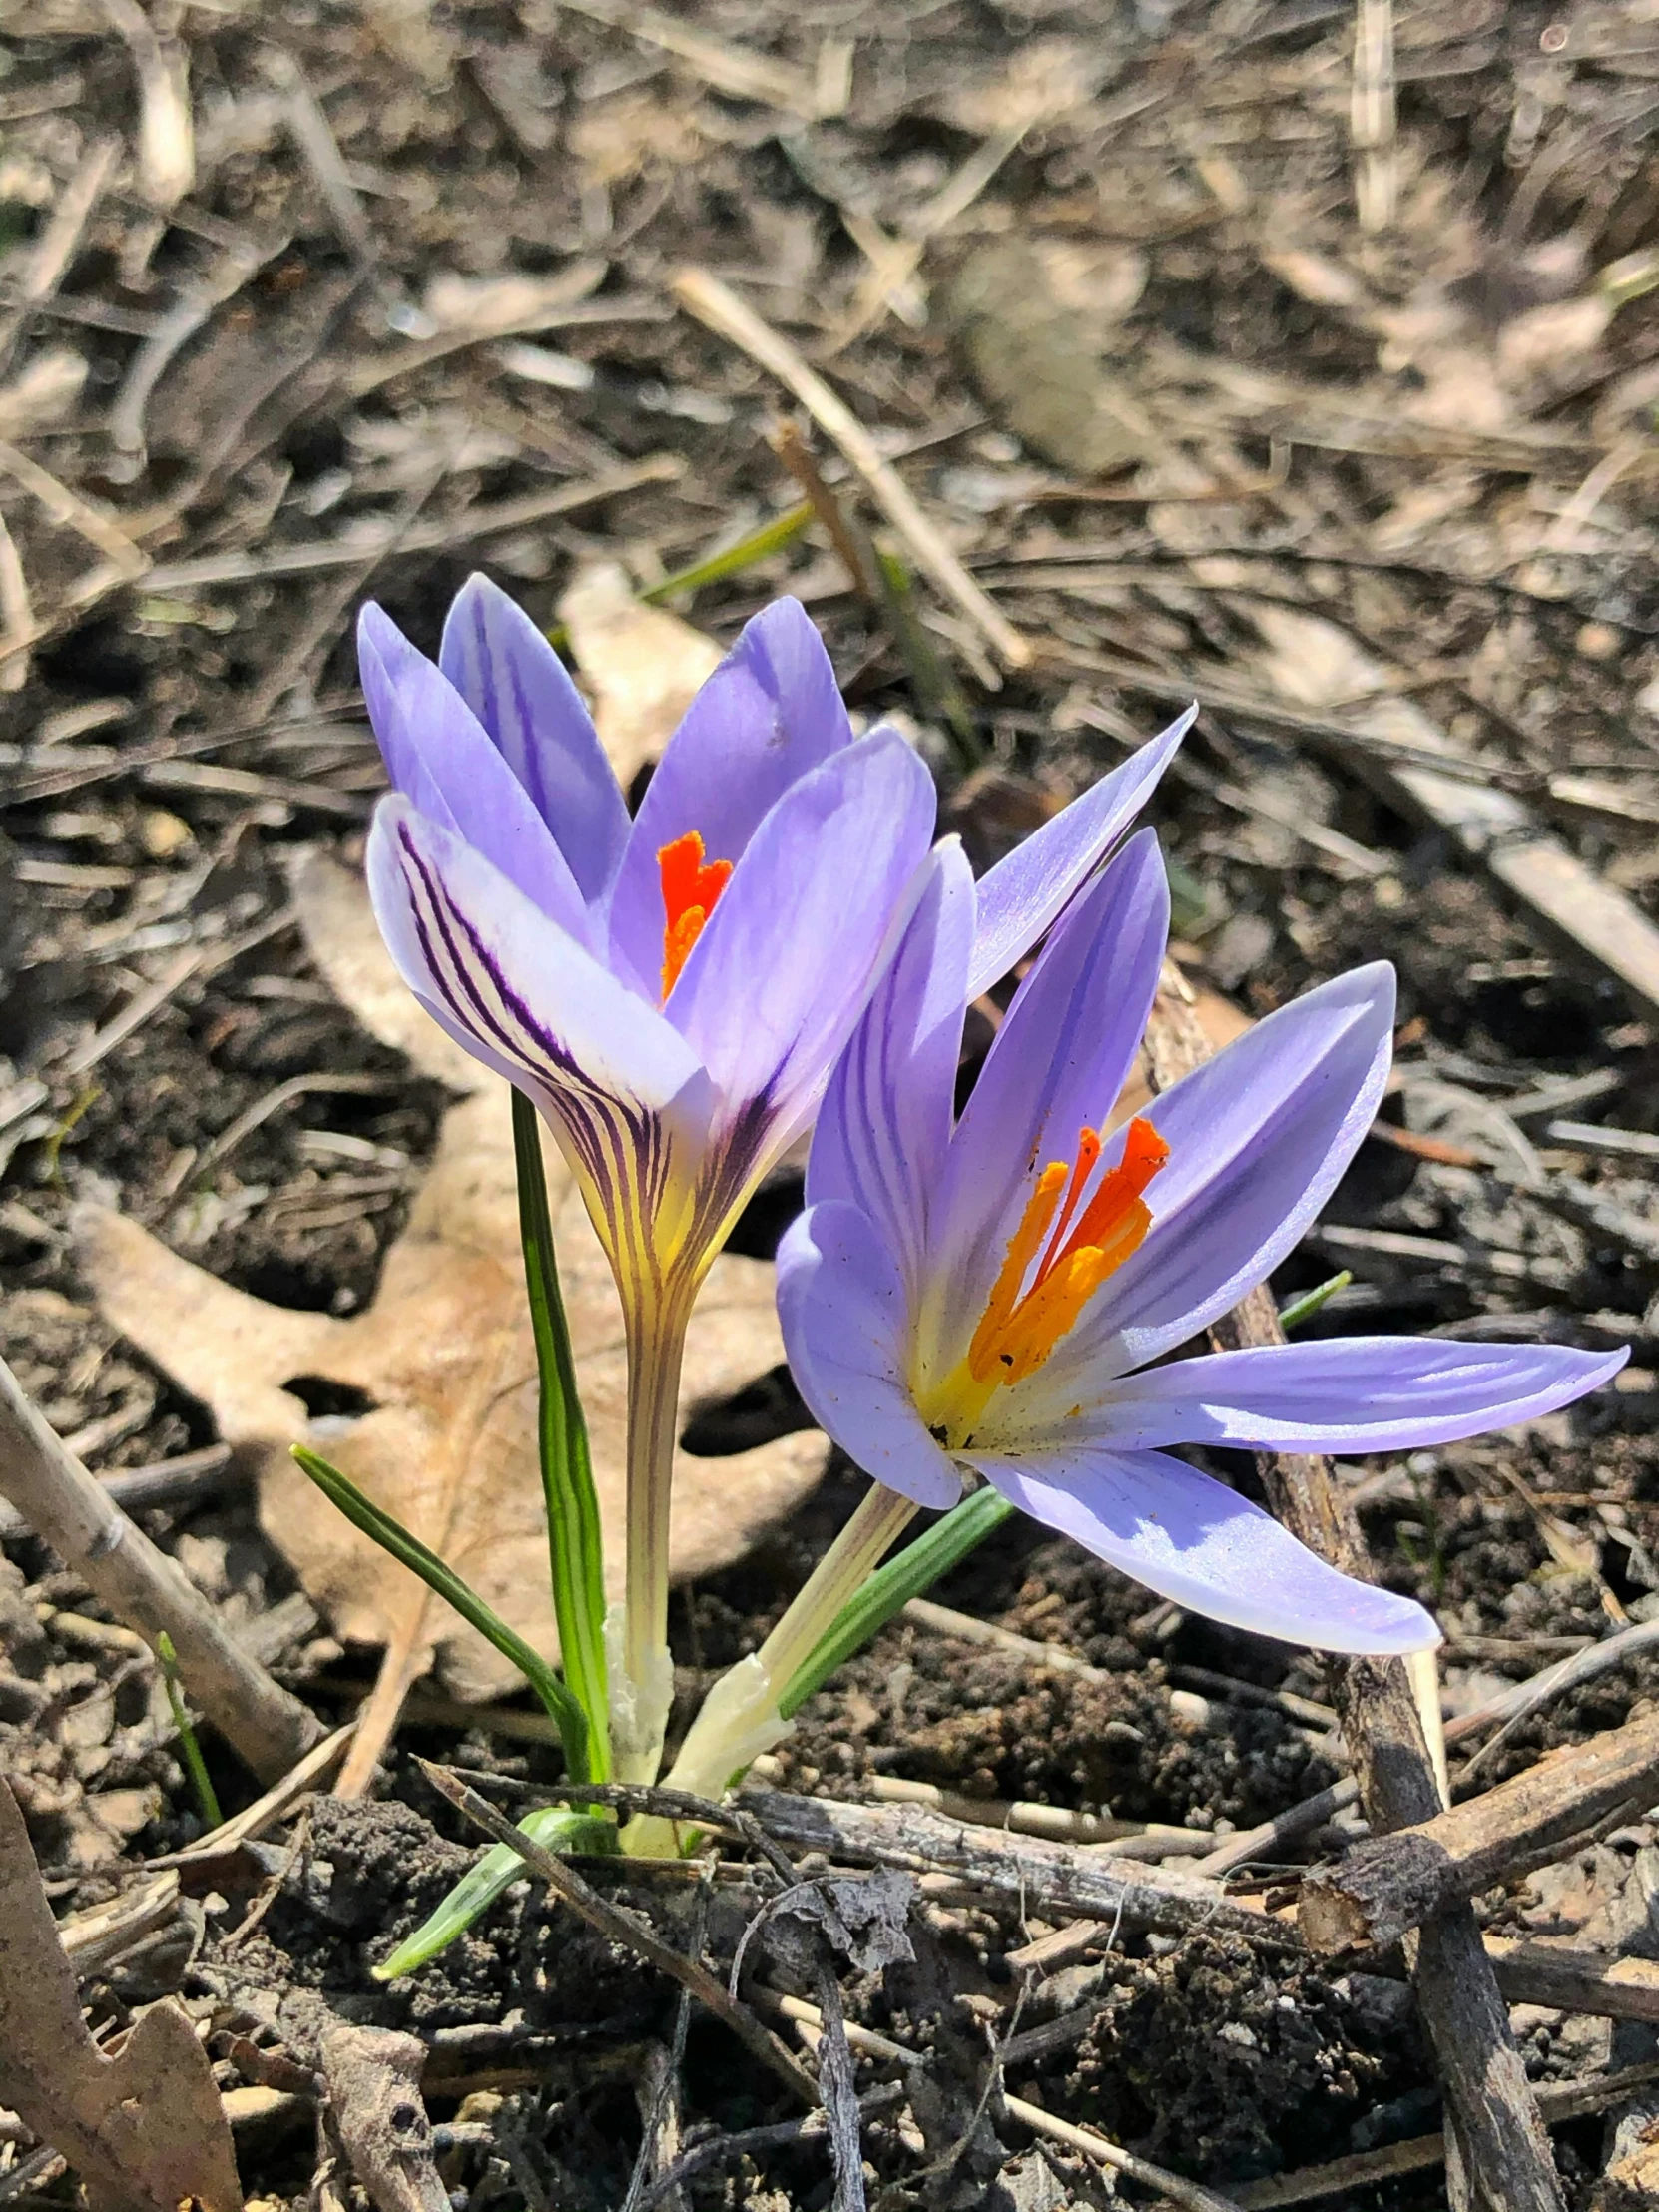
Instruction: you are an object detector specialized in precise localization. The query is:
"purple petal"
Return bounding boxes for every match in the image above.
[921,830,1170,1369]
[777,1201,963,1509]
[439,574,629,906]
[966,707,1192,998]
[968,1444,1439,1653]
[359,604,593,944]
[1064,1338,1630,1453]
[1038,962,1396,1392]
[669,729,937,1150]
[808,839,975,1292]
[366,797,714,1246]
[608,598,857,987]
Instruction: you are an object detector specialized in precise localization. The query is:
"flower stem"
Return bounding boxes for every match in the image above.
[635,1483,918,1838]
[613,1295,690,1783]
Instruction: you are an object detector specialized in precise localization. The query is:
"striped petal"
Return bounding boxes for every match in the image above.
[969,1444,1439,1654]
[359,603,593,944]
[439,573,630,906]
[366,796,713,1256]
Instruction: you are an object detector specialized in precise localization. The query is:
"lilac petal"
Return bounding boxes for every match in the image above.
[608,598,857,987]
[777,1202,963,1509]
[359,604,593,944]
[366,797,714,1240]
[968,1445,1438,1653]
[1037,963,1396,1394]
[921,830,1169,1367]
[1064,1338,1630,1454]
[808,839,975,1292]
[439,574,629,906]
[966,707,1192,998]
[670,729,937,1149]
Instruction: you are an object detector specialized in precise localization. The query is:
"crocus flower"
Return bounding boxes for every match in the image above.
[357,574,1193,1765]
[778,830,1627,1652]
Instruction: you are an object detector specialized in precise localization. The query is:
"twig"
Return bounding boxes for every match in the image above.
[555,0,822,115]
[1229,2062,1659,2209]
[1143,979,1565,2212]
[760,1989,1241,2212]
[0,439,148,578]
[0,505,32,692]
[138,457,681,593]
[1002,2092,1246,2212]
[1351,0,1397,232]
[266,49,382,278]
[415,1760,820,2107]
[769,419,878,599]
[101,0,193,210]
[1301,1701,1659,1953]
[737,1787,1290,1948]
[633,2086,905,2209]
[671,267,1031,669]
[0,135,119,378]
[0,1352,319,1782]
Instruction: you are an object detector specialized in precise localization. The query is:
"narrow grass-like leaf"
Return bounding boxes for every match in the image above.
[372,1803,612,1979]
[780,1485,1014,1717]
[156,1630,222,1829]
[291,1443,591,1774]
[1277,1270,1353,1333]
[512,1088,609,1780]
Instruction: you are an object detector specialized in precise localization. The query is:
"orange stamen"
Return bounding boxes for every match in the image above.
[658,830,733,998]
[964,1117,1169,1390]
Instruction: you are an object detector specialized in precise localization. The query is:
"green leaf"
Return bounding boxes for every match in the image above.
[780,1485,1015,1717]
[290,1443,591,1775]
[512,1089,609,1780]
[1277,1270,1352,1333]
[373,1803,613,1979]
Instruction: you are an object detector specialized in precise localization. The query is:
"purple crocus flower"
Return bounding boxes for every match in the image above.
[778,830,1627,1653]
[355,574,1193,1760]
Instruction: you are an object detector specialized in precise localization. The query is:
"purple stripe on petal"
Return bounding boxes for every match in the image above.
[1035,962,1396,1395]
[670,728,937,1150]
[1058,1338,1630,1454]
[808,839,974,1293]
[366,797,712,1254]
[966,707,1192,999]
[607,599,856,987]
[968,1444,1439,1654]
[359,604,594,945]
[921,830,1169,1373]
[777,1201,963,1510]
[438,575,629,906]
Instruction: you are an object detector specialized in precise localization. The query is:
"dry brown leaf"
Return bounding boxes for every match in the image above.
[0,1779,243,2212]
[557,560,724,791]
[78,854,828,1728]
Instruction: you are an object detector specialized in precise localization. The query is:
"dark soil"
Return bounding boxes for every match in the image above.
[7,2,1659,2207]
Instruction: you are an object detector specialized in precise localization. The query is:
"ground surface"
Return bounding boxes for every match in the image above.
[5,3,1659,2208]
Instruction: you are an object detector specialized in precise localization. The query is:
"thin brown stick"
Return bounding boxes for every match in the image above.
[0,135,119,377]
[1301,1701,1659,1953]
[0,1353,319,1782]
[672,267,1030,669]
[769,419,878,600]
[1230,2063,1659,2209]
[1143,978,1564,2212]
[416,1761,820,2107]
[738,1787,1288,1947]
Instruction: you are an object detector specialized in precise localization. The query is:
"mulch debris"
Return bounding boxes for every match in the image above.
[6,3,1659,2207]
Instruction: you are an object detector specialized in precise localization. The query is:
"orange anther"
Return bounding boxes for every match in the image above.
[658,830,733,997]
